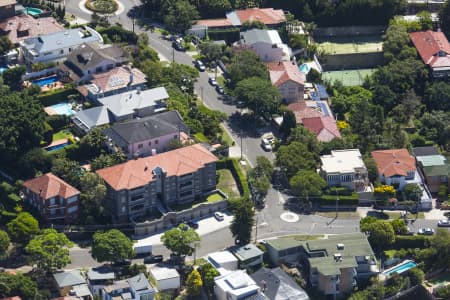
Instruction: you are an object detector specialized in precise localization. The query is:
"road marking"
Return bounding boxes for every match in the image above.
[309,223,316,234]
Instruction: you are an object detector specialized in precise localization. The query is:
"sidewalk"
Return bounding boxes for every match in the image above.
[135,213,234,246]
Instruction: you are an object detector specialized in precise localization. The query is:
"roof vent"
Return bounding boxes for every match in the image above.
[334,253,342,262]
[337,243,344,250]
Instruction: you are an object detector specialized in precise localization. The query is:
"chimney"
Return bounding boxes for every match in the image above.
[278,61,281,65]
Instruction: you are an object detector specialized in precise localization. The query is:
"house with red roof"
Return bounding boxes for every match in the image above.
[267,61,305,102]
[410,30,450,78]
[96,144,218,222]
[287,101,341,142]
[22,173,80,223]
[191,8,286,38]
[0,0,16,20]
[371,149,416,190]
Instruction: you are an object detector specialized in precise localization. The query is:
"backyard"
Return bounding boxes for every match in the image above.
[316,35,383,55]
[217,169,240,199]
[322,68,375,86]
[170,191,226,211]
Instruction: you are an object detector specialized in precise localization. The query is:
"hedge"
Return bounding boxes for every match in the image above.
[217,158,249,198]
[38,88,80,106]
[319,193,359,205]
[208,28,240,44]
[390,235,430,250]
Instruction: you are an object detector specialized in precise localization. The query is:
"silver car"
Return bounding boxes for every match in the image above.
[438,219,450,227]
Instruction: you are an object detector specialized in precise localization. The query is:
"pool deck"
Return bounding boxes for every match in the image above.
[44,106,58,115]
[24,79,64,92]
[44,138,68,150]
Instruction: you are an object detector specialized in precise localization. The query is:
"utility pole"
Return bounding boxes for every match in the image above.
[254,215,258,243]
[240,129,243,161]
[215,61,218,80]
[335,187,339,219]
[200,86,204,101]
[172,47,175,64]
[132,16,135,33]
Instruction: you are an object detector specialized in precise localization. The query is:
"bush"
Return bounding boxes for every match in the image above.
[46,115,70,132]
[319,193,359,205]
[85,0,118,13]
[99,26,138,44]
[390,235,430,250]
[325,186,352,196]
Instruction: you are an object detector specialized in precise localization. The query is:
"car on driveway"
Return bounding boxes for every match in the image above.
[438,219,450,227]
[214,212,224,221]
[144,255,163,264]
[215,85,224,94]
[194,60,206,71]
[208,77,217,86]
[418,227,435,235]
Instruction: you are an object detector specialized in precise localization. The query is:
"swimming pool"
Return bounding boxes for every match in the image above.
[382,260,417,276]
[32,75,59,87]
[24,7,43,16]
[45,142,70,152]
[50,103,76,116]
[0,66,9,74]
[299,63,310,74]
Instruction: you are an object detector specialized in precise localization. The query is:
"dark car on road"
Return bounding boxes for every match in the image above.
[144,255,163,264]
[172,41,185,51]
[215,85,224,94]
[194,60,206,72]
[187,220,199,229]
[114,259,132,266]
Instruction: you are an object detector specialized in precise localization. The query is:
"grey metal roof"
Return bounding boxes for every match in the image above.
[251,267,309,300]
[98,87,169,118]
[72,106,110,132]
[73,283,92,297]
[412,146,440,157]
[53,270,86,288]
[87,266,115,281]
[128,273,152,291]
[240,29,281,45]
[21,26,102,55]
[104,110,186,145]
[231,244,264,261]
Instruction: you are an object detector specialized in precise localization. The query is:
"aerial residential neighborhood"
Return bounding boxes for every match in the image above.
[0,0,450,299]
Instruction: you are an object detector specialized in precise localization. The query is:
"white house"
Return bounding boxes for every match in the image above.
[149,266,180,291]
[240,29,291,62]
[208,251,239,275]
[214,270,262,300]
[320,149,371,192]
[21,26,103,64]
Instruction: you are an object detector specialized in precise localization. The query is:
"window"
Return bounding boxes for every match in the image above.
[155,140,159,145]
[69,48,72,52]
[138,144,143,149]
[60,49,64,54]
[148,141,152,146]
[180,191,193,198]
[49,198,55,206]
[96,66,103,72]
[131,194,144,202]
[67,196,77,204]
[174,135,178,140]
[68,206,78,214]
[180,181,192,188]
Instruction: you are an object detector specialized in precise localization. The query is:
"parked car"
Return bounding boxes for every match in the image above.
[235,101,245,108]
[195,60,206,72]
[215,85,224,94]
[418,227,435,235]
[208,77,218,86]
[438,219,450,227]
[187,220,199,229]
[172,41,185,51]
[114,259,132,266]
[214,212,224,221]
[261,138,272,151]
[144,255,163,264]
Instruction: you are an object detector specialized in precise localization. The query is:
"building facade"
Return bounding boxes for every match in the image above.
[0,0,16,20]
[96,144,218,223]
[267,61,305,102]
[22,173,80,224]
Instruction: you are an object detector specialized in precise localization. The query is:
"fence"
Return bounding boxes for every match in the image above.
[133,190,228,236]
[22,67,58,81]
[314,26,386,37]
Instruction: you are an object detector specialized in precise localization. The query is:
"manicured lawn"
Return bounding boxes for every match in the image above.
[280,234,324,241]
[193,132,209,143]
[52,130,72,141]
[384,249,397,259]
[315,211,361,219]
[384,211,425,219]
[220,126,234,146]
[206,192,224,203]
[171,192,225,211]
[185,258,207,266]
[217,169,240,198]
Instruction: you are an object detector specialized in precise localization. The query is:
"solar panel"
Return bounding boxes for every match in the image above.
[109,75,124,87]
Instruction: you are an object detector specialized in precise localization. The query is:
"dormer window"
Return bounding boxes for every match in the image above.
[438,51,447,57]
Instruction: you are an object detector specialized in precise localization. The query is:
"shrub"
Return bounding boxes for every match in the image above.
[319,193,359,205]
[99,26,138,44]
[37,88,80,106]
[374,185,396,200]
[390,235,430,250]
[46,115,70,132]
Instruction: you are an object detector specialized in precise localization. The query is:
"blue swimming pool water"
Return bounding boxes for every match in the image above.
[0,66,9,74]
[24,7,43,16]
[32,75,58,87]
[50,102,76,116]
[45,142,70,152]
[383,261,417,276]
[299,63,310,73]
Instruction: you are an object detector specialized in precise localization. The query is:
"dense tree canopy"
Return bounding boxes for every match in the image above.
[161,224,201,257]
[0,230,10,257]
[289,170,326,199]
[0,273,40,299]
[7,212,40,245]
[91,229,134,263]
[227,50,268,88]
[230,198,255,244]
[275,142,317,179]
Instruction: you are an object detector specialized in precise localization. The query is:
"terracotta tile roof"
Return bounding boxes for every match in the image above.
[371,149,416,178]
[267,61,305,87]
[1,297,22,300]
[22,173,80,200]
[235,8,286,25]
[0,15,64,44]
[302,116,341,142]
[196,18,233,27]
[410,30,450,68]
[96,144,218,191]
[89,66,146,94]
[287,101,322,124]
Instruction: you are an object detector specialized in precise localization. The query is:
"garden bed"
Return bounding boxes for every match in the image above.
[85,0,118,13]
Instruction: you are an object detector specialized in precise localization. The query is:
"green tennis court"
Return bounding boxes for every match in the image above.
[322,69,376,86]
[316,35,383,54]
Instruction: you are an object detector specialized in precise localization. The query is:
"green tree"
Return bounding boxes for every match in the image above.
[234,76,281,117]
[18,147,53,178]
[90,151,126,171]
[364,220,395,250]
[161,63,199,95]
[51,158,83,188]
[275,142,316,179]
[403,183,422,202]
[7,212,39,245]
[0,36,12,55]
[407,267,424,285]
[0,273,40,299]
[287,125,322,154]
[198,262,220,293]
[0,230,10,257]
[424,82,450,111]
[78,127,107,159]
[25,229,73,273]
[429,229,450,270]
[254,156,273,178]
[185,269,202,296]
[227,50,268,87]
[0,92,46,159]
[289,170,326,199]
[391,219,407,235]
[419,111,450,150]
[79,172,107,220]
[91,229,134,263]
[279,110,297,137]
[417,10,433,30]
[440,0,450,36]
[248,169,270,197]
[161,224,201,257]
[164,0,199,33]
[382,24,413,62]
[306,67,321,83]
[230,198,254,244]
[2,66,26,91]
[199,42,223,65]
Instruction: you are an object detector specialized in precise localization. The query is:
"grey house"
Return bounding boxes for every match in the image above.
[104,110,189,159]
[96,144,218,223]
